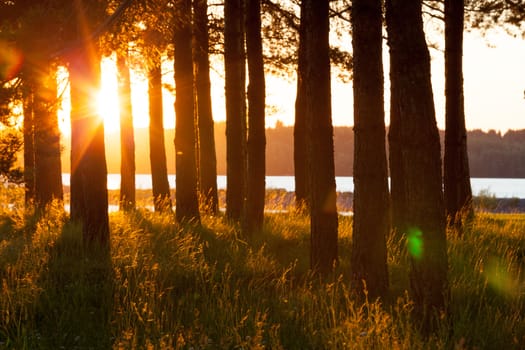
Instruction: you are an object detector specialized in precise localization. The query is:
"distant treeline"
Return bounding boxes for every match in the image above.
[62,123,525,178]
[467,129,525,178]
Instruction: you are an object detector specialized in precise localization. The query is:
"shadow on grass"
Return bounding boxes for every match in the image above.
[34,221,114,349]
[0,213,25,273]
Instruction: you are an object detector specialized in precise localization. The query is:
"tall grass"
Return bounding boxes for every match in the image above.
[0,186,524,348]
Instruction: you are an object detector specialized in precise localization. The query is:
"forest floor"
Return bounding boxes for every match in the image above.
[1,185,525,348]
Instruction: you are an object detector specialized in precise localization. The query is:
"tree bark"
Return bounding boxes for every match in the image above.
[193,0,219,215]
[224,0,247,222]
[294,2,309,213]
[444,0,473,232]
[386,0,449,331]
[69,46,110,246]
[22,82,35,205]
[174,0,201,224]
[350,0,389,298]
[302,0,338,274]
[33,62,63,209]
[117,49,136,211]
[148,47,172,212]
[245,0,266,233]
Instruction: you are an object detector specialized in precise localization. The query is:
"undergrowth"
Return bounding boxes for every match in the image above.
[0,188,524,348]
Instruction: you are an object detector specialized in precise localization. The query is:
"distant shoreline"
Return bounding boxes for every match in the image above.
[61,175,525,199]
[62,187,525,214]
[62,127,525,177]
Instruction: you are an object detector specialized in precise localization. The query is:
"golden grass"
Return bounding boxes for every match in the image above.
[0,187,524,349]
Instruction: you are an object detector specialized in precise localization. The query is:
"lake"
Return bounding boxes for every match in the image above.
[61,174,525,199]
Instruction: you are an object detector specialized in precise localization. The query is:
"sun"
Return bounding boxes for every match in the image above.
[59,55,175,136]
[57,61,122,136]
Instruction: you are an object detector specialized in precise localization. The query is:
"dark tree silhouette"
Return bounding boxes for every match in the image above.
[292,0,352,215]
[68,44,110,245]
[224,0,247,222]
[193,0,219,215]
[444,0,473,232]
[22,82,35,204]
[386,0,449,331]
[33,62,63,208]
[174,0,200,224]
[294,0,309,213]
[350,0,389,298]
[117,49,136,211]
[245,0,266,233]
[147,40,172,212]
[4,2,64,208]
[101,0,170,212]
[62,0,110,246]
[301,0,338,274]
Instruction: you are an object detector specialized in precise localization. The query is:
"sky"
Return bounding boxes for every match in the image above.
[59,29,525,135]
[461,31,525,132]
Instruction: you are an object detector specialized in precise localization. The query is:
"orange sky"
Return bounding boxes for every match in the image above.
[58,30,524,135]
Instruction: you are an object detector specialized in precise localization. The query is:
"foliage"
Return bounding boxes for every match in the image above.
[0,187,524,348]
[261,0,352,80]
[0,129,22,183]
[466,0,525,34]
[0,80,22,125]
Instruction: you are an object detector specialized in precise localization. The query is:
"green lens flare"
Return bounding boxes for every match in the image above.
[407,228,423,259]
[485,257,518,297]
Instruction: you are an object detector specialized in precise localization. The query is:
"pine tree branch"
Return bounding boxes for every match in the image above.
[423,10,445,21]
[329,5,351,22]
[423,0,445,15]
[52,0,136,58]
[262,0,300,32]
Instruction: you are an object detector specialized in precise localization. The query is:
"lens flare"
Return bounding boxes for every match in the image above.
[407,228,424,259]
[484,257,520,298]
[0,41,23,81]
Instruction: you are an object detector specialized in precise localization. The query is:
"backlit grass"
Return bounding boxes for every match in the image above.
[0,187,524,349]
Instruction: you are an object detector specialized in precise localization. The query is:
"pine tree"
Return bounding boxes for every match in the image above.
[245,0,266,233]
[301,0,338,274]
[386,0,449,331]
[351,0,389,298]
[224,0,247,222]
[174,0,200,223]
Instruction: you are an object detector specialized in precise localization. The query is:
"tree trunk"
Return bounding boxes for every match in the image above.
[386,0,449,331]
[33,62,63,209]
[294,2,309,213]
[69,47,109,246]
[350,0,389,298]
[224,0,247,222]
[444,0,473,232]
[148,48,172,212]
[174,0,201,224]
[193,0,219,215]
[245,0,266,233]
[117,49,136,211]
[22,83,35,205]
[302,0,338,274]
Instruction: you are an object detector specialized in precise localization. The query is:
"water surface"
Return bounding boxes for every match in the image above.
[61,174,525,199]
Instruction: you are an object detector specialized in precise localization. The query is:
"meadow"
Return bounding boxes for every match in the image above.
[1,186,524,349]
